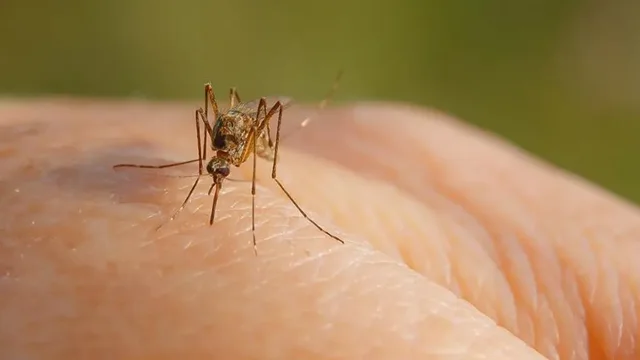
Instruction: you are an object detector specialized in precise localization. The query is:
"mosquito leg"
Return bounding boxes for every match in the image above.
[257,100,282,133]
[229,87,241,108]
[251,125,259,256]
[194,109,204,175]
[270,102,345,244]
[247,97,274,150]
[265,113,274,148]
[113,158,200,170]
[249,99,269,255]
[203,84,220,160]
[204,83,219,118]
[261,100,276,148]
[196,108,207,163]
[196,105,215,156]
[155,174,202,231]
[256,99,283,160]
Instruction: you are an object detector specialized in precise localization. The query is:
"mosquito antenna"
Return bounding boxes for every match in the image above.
[280,70,343,142]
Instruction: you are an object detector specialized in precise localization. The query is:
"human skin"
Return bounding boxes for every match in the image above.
[0,99,638,360]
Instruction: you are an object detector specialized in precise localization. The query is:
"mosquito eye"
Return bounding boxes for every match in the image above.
[213,134,226,149]
[215,167,230,178]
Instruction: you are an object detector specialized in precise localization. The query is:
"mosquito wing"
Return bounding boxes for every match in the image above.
[231,96,294,120]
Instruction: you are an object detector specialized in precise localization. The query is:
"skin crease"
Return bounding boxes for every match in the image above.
[0,99,637,360]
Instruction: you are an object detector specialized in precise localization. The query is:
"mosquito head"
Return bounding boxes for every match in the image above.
[206,157,231,183]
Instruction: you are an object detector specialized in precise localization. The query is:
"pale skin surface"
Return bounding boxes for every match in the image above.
[0,98,638,360]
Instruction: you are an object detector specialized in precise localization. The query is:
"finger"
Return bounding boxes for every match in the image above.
[0,99,544,359]
[282,103,640,359]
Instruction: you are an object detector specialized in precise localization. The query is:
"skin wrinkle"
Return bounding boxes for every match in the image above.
[387,195,454,284]
[592,250,624,357]
[494,228,540,348]
[402,105,632,358]
[439,213,513,317]
[495,161,589,341]
[423,191,518,326]
[490,153,600,360]
[408,212,457,293]
[284,104,638,358]
[433,137,584,360]
[432,121,632,356]
[504,221,566,358]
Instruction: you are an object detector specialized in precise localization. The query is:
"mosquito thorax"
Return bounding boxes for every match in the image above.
[212,114,243,152]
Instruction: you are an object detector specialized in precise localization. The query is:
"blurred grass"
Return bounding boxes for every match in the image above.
[1,0,639,202]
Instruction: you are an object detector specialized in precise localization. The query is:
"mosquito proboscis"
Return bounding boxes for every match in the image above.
[113,72,344,254]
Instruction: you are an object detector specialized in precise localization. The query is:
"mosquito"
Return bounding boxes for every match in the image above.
[114,72,344,254]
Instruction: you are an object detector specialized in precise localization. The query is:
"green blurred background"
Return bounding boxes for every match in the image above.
[2,1,639,202]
